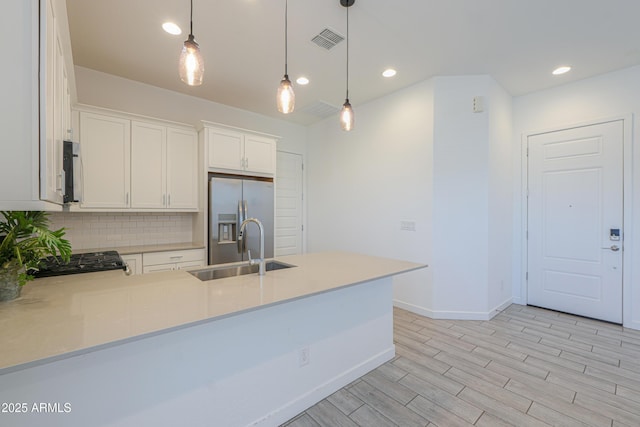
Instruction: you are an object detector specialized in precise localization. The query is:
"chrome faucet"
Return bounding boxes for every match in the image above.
[239,218,266,275]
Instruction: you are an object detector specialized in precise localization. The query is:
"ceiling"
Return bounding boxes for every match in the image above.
[66,0,640,126]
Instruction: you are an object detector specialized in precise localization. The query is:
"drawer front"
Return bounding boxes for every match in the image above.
[143,264,175,274]
[176,260,205,270]
[143,249,205,266]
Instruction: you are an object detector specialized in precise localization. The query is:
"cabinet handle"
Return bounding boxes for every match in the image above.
[56,172,64,192]
[244,158,249,169]
[126,192,129,205]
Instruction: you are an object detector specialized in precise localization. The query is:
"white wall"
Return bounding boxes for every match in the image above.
[431,76,512,318]
[488,79,515,312]
[513,64,640,329]
[307,79,434,314]
[306,75,513,319]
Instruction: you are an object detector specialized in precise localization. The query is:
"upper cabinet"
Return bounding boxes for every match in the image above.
[203,123,277,177]
[41,0,73,205]
[79,112,131,209]
[0,0,74,210]
[130,122,198,210]
[78,107,199,212]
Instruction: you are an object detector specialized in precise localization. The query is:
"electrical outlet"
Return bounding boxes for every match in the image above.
[298,347,310,367]
[400,221,416,232]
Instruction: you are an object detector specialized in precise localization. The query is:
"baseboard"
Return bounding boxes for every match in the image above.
[393,297,513,321]
[249,346,396,426]
[625,319,640,332]
[512,296,525,305]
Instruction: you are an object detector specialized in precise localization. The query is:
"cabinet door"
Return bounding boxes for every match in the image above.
[131,121,166,209]
[167,128,198,209]
[80,112,131,208]
[244,134,276,175]
[207,128,244,171]
[40,0,63,204]
[121,254,142,275]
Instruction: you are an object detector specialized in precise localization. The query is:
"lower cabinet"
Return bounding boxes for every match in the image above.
[121,253,142,275]
[142,249,205,274]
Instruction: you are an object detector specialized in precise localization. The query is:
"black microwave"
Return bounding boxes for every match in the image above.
[62,140,80,204]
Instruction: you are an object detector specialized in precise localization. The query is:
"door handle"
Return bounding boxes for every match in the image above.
[237,200,244,254]
[602,245,620,252]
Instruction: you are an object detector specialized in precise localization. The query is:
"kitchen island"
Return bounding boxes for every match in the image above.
[0,251,424,427]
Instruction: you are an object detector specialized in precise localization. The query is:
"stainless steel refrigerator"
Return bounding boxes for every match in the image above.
[208,176,274,265]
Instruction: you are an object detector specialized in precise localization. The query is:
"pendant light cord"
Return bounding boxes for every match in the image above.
[285,0,288,75]
[346,5,349,100]
[190,0,194,36]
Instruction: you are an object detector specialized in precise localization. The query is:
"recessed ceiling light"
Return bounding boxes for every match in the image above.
[552,66,571,75]
[382,68,397,78]
[296,77,310,85]
[162,22,182,35]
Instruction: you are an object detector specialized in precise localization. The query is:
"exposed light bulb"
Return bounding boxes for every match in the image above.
[277,75,295,114]
[340,99,354,131]
[179,35,204,86]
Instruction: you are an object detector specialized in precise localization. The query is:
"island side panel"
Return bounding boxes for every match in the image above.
[0,277,394,427]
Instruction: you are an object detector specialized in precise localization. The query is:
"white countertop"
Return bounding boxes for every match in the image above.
[76,242,205,255]
[0,252,425,373]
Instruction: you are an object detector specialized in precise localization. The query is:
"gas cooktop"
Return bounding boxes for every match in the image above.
[32,251,126,278]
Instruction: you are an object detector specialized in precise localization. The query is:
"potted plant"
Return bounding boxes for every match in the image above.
[0,211,71,301]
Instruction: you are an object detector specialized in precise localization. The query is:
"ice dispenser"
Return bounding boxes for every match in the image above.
[218,214,237,244]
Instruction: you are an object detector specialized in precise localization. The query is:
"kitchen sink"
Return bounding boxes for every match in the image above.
[188,261,296,281]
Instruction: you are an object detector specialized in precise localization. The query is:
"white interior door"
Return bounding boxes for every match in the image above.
[275,151,303,256]
[527,120,623,323]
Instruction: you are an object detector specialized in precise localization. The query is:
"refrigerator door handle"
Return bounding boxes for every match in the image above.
[237,200,244,254]
[242,200,248,253]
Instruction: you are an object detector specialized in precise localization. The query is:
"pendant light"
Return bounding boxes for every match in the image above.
[179,0,204,86]
[277,0,295,113]
[339,0,355,131]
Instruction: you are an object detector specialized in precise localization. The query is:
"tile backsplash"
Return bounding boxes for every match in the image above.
[48,212,194,250]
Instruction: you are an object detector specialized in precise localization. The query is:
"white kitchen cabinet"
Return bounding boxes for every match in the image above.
[203,123,277,177]
[166,128,199,209]
[79,112,131,209]
[131,121,166,209]
[0,0,73,210]
[121,253,143,275]
[40,0,74,205]
[130,123,198,210]
[142,249,205,274]
[77,107,198,211]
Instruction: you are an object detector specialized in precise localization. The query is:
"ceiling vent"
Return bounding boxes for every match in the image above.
[300,100,340,118]
[311,28,345,50]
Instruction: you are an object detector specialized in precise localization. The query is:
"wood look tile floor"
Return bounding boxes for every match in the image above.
[281,305,640,427]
